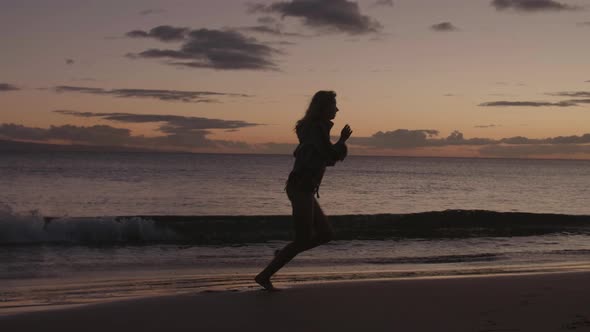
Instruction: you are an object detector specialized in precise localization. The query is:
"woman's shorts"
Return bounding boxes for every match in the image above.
[285,170,318,200]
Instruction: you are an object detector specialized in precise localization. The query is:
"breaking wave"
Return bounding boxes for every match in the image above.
[1,204,590,246]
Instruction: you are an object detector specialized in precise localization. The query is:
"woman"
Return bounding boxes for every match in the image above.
[255,90,353,291]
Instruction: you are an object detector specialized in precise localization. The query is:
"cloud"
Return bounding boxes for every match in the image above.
[475,124,499,128]
[236,13,308,37]
[499,134,590,144]
[349,129,590,151]
[258,16,278,25]
[0,123,409,154]
[430,22,459,32]
[139,9,166,16]
[4,118,590,158]
[577,21,590,26]
[349,129,439,148]
[126,26,281,70]
[567,99,590,104]
[491,0,580,12]
[0,122,229,150]
[53,85,250,103]
[237,25,307,37]
[0,83,19,92]
[0,111,263,151]
[348,129,495,148]
[54,110,260,132]
[479,100,578,107]
[346,128,590,158]
[248,0,382,35]
[373,0,394,7]
[126,25,189,42]
[548,91,590,98]
[0,123,133,146]
[479,144,590,158]
[65,58,75,65]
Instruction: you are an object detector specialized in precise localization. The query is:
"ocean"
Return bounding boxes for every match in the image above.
[1,152,590,313]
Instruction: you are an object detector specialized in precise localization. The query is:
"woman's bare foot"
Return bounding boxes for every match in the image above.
[255,274,281,292]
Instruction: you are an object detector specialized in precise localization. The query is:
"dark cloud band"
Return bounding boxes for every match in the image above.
[53,85,250,103]
[0,83,19,92]
[126,26,280,70]
[479,101,578,107]
[491,0,580,12]
[54,110,260,131]
[0,111,263,151]
[348,129,590,159]
[548,91,590,98]
[0,123,133,146]
[430,22,459,32]
[480,91,590,108]
[126,25,189,42]
[237,25,306,37]
[0,123,224,150]
[349,130,495,149]
[3,119,590,158]
[248,0,382,35]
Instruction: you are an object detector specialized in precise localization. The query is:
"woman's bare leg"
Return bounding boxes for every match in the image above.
[255,191,315,290]
[255,195,335,290]
[311,198,334,244]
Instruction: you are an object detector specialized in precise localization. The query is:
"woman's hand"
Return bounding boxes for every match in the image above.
[339,124,352,142]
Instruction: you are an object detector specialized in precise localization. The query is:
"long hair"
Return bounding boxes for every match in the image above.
[295,90,336,133]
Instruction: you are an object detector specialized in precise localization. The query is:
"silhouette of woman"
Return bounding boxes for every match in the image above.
[255,90,352,291]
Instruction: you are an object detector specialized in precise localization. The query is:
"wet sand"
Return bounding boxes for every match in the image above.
[2,271,590,332]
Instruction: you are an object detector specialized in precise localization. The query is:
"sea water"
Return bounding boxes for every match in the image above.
[1,152,590,312]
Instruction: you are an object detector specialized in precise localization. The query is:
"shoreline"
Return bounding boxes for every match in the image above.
[2,267,590,315]
[2,271,590,331]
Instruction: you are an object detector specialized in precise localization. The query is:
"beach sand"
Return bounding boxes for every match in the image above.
[2,271,590,332]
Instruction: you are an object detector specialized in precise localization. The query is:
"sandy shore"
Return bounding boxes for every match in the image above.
[2,272,590,332]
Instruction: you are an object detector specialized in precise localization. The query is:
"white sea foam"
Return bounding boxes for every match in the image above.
[0,204,179,245]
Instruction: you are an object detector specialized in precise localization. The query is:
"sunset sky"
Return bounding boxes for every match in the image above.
[1,0,590,158]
